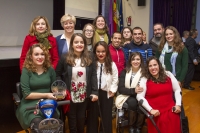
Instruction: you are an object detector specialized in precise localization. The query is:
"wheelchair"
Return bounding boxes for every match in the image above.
[12,82,67,133]
[116,102,129,133]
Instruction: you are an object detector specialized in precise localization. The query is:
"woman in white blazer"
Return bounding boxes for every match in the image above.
[87,41,118,133]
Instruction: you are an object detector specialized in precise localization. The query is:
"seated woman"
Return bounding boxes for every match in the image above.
[116,52,145,133]
[16,43,62,133]
[137,56,182,133]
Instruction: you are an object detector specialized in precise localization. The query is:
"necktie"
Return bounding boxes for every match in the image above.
[99,64,103,89]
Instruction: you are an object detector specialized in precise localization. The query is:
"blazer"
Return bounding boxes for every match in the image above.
[55,54,98,97]
[185,37,199,63]
[20,35,59,71]
[56,34,68,58]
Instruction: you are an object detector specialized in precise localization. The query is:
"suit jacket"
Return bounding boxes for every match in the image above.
[55,54,98,97]
[56,34,68,58]
[20,35,59,71]
[185,37,198,63]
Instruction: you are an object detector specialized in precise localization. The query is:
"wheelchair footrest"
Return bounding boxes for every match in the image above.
[118,116,129,127]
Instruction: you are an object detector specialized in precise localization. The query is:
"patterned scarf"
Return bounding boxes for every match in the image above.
[35,32,51,49]
[159,42,178,76]
[93,29,109,46]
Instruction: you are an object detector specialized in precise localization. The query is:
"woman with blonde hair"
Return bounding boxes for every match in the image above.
[20,16,59,72]
[56,14,76,57]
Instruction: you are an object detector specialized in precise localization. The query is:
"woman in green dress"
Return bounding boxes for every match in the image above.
[16,43,61,132]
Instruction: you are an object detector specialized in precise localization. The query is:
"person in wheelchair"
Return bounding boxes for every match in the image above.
[137,56,182,133]
[16,43,63,133]
[116,52,146,133]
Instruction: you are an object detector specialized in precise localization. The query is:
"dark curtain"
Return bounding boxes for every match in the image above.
[53,0,65,30]
[172,0,194,36]
[153,0,172,27]
[153,0,194,36]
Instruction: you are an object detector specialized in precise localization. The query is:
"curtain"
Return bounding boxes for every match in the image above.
[153,0,194,36]
[172,0,194,36]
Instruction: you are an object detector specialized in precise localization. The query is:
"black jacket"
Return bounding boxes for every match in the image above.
[185,37,199,63]
[55,54,98,97]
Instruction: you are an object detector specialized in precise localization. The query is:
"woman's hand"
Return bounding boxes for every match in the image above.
[90,94,98,102]
[172,105,181,113]
[46,93,57,100]
[109,91,115,97]
[135,86,143,94]
[150,109,160,117]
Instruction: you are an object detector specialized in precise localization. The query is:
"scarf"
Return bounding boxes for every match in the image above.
[115,68,141,109]
[93,29,109,46]
[159,42,178,76]
[35,32,51,49]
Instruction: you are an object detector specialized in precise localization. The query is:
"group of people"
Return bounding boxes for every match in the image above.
[15,13,199,133]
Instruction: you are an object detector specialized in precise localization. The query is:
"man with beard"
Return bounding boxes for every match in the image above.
[183,29,199,90]
[149,23,165,55]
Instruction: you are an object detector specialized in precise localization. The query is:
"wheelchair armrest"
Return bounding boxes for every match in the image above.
[122,102,128,109]
[13,93,21,105]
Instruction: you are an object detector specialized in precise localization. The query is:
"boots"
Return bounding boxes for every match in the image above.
[135,112,146,133]
[128,110,137,133]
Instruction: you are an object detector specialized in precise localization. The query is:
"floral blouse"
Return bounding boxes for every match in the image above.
[71,59,87,103]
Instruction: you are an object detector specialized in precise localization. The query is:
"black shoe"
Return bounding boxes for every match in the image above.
[129,127,135,133]
[184,86,195,90]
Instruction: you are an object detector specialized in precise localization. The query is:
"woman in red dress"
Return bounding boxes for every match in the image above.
[137,56,182,133]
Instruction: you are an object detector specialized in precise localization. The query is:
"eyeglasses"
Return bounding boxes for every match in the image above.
[85,30,94,33]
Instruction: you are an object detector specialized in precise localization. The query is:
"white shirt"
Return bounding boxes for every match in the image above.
[97,61,119,98]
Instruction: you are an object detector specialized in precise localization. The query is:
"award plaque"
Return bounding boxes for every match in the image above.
[51,80,67,99]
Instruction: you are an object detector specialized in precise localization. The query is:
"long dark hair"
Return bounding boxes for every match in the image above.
[126,52,145,74]
[144,56,167,83]
[66,33,92,66]
[93,41,113,74]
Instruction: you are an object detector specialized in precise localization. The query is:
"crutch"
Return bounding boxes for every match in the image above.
[138,99,161,133]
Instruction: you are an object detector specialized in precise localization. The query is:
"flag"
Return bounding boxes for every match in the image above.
[109,0,113,35]
[113,0,118,32]
[119,0,124,31]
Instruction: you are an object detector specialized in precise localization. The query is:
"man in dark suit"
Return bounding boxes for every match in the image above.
[183,29,199,90]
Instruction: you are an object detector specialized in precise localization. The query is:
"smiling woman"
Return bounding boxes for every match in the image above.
[19,16,59,72]
[56,14,76,58]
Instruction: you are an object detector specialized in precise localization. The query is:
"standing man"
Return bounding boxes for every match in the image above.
[149,23,165,55]
[182,30,190,43]
[109,32,125,118]
[124,27,152,61]
[183,29,199,90]
[109,32,125,76]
